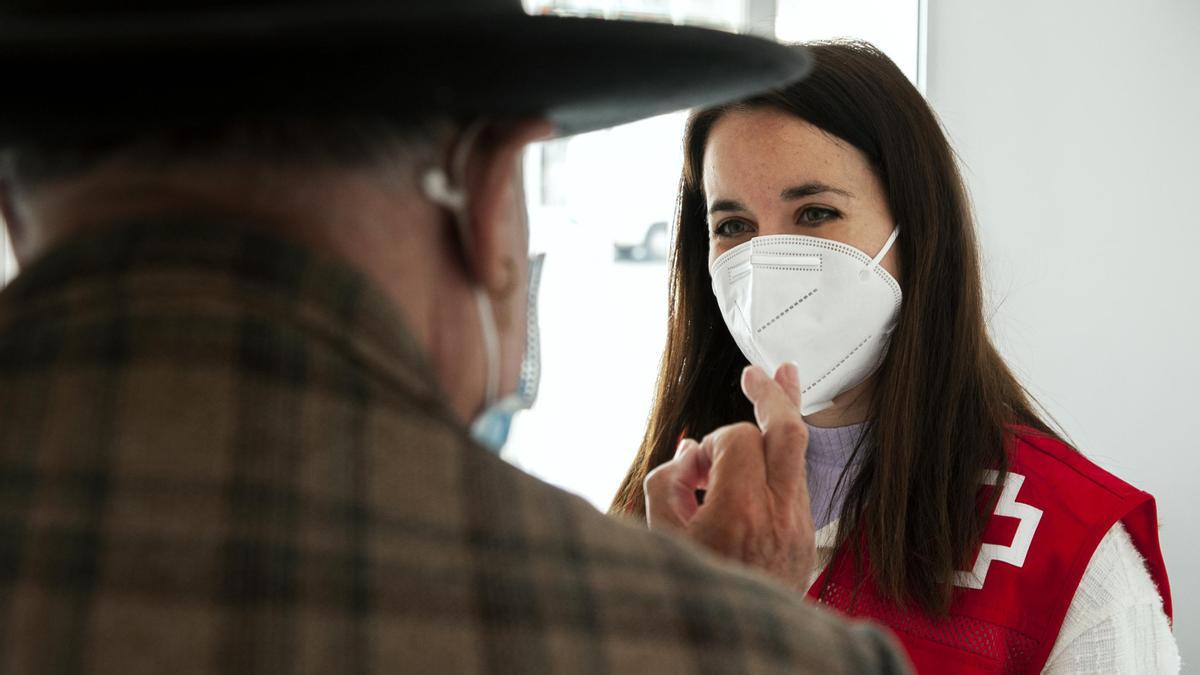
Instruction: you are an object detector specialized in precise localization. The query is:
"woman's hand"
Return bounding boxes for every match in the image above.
[644,363,815,590]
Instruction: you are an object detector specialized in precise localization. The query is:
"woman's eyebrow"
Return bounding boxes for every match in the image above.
[709,199,747,215]
[781,182,854,200]
[708,182,852,215]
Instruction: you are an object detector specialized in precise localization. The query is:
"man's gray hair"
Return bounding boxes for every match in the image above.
[0,115,453,195]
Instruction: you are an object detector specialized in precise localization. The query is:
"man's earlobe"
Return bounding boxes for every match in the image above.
[495,255,518,300]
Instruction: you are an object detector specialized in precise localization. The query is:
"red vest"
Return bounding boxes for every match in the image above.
[807,427,1172,674]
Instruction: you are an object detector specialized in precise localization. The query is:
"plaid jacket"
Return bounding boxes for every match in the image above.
[0,220,908,674]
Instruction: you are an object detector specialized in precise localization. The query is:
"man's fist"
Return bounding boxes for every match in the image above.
[645,363,815,590]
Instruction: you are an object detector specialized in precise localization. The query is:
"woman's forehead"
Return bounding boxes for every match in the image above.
[702,108,871,201]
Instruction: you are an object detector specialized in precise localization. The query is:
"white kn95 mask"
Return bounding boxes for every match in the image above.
[709,228,902,416]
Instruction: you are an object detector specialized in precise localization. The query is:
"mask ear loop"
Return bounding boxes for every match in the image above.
[421,120,487,257]
[420,121,503,407]
[861,227,900,280]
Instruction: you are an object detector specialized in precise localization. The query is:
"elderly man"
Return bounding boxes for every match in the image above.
[0,1,907,672]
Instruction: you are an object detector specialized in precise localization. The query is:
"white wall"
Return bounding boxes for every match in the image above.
[927,0,1200,665]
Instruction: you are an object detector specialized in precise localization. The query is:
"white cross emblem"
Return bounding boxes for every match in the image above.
[953,471,1043,590]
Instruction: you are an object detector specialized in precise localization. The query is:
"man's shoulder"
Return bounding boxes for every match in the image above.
[444,443,908,674]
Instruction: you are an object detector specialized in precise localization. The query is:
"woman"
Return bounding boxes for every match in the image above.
[612,42,1179,674]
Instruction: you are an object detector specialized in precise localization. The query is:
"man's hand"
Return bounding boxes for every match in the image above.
[645,362,814,589]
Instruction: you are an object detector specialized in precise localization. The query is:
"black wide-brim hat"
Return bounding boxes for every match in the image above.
[0,0,812,144]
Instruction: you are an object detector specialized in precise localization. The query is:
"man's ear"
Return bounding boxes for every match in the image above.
[463,119,554,296]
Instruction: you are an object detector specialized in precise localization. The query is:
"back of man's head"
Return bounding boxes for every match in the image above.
[0,115,448,254]
[0,112,552,428]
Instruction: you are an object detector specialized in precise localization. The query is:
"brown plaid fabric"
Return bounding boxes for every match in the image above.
[0,220,908,675]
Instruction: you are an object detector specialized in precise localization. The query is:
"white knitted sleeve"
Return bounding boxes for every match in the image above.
[1042,521,1180,674]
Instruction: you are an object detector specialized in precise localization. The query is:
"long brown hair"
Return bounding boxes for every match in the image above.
[611,41,1057,614]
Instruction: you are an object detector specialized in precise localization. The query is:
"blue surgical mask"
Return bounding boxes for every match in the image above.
[469,252,544,452]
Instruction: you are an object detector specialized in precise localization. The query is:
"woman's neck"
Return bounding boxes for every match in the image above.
[803,376,874,428]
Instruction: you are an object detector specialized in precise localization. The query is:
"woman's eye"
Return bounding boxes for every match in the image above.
[797,206,840,224]
[713,219,753,238]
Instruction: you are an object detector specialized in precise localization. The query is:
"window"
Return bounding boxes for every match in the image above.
[506,0,922,509]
